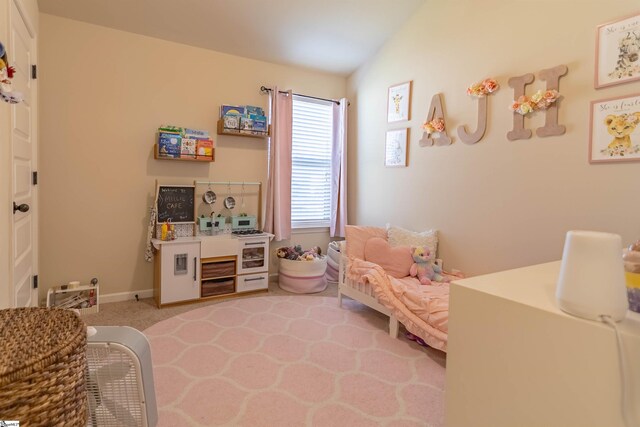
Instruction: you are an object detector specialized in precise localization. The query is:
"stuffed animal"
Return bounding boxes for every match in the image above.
[409,246,448,285]
[277,244,323,261]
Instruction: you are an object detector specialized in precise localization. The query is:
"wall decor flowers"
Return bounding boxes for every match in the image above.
[422,117,446,135]
[466,78,500,97]
[510,89,560,115]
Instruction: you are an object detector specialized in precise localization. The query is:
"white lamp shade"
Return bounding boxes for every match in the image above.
[556,230,628,321]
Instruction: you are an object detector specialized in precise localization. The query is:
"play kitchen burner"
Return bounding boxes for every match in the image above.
[232,229,264,236]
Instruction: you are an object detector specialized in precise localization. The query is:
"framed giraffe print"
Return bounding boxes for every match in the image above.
[387,81,412,123]
[595,12,640,89]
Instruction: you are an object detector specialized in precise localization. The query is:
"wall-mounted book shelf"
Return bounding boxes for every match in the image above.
[216,119,270,139]
[154,144,215,162]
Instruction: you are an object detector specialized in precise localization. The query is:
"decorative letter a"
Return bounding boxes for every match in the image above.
[419,94,452,147]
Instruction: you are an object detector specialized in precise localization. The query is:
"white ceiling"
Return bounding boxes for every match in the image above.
[38,0,426,75]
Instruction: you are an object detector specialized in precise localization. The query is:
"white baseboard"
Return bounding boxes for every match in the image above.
[100,289,154,304]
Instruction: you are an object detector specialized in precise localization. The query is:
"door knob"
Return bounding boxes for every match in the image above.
[13,202,29,214]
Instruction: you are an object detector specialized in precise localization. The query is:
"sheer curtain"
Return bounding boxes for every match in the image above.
[263,87,293,241]
[330,98,348,237]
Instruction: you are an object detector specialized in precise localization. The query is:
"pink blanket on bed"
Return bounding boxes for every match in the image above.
[347,258,450,352]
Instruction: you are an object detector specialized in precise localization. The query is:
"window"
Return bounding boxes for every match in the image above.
[291,95,333,228]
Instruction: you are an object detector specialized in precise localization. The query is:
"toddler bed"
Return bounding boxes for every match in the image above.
[338,225,454,352]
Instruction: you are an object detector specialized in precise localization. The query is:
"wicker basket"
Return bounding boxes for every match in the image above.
[0,307,88,426]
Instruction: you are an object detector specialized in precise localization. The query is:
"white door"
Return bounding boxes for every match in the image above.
[10,0,37,307]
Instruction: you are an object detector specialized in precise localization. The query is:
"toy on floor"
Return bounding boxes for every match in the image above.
[409,245,449,285]
[406,331,428,347]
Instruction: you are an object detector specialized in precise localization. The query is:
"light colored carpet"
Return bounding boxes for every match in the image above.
[82,280,338,331]
[145,295,445,427]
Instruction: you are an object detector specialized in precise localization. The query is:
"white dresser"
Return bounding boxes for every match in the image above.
[446,261,640,427]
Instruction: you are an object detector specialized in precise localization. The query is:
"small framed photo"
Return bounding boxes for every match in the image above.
[589,93,640,163]
[385,128,408,167]
[387,81,412,123]
[595,12,640,89]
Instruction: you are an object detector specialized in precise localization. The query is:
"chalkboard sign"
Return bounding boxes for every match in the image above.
[157,185,195,223]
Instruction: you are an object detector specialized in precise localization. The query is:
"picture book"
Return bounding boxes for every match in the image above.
[196,139,214,159]
[181,138,197,158]
[184,128,210,139]
[220,105,245,117]
[245,105,265,117]
[223,115,240,130]
[158,125,183,135]
[158,132,181,158]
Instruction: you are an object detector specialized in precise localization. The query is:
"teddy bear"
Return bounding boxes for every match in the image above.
[409,245,448,285]
[605,112,640,151]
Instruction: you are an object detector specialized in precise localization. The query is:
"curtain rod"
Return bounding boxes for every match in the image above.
[260,86,347,106]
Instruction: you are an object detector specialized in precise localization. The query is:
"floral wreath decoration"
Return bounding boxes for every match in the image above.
[466,78,499,97]
[510,89,560,116]
[422,117,445,135]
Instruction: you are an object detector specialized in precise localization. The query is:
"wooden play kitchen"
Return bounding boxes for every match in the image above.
[151,181,273,307]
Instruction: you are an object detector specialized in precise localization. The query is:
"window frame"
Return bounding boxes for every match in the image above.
[290,95,334,230]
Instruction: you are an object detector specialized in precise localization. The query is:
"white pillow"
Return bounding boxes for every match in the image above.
[386,224,438,256]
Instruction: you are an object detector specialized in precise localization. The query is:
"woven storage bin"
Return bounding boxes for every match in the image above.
[0,307,88,426]
[279,257,328,293]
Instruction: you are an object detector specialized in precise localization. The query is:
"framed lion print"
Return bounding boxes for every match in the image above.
[589,93,640,163]
[595,12,640,88]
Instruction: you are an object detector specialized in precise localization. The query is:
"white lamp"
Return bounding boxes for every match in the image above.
[556,230,629,322]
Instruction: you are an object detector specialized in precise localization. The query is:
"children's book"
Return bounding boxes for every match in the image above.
[181,138,197,158]
[220,105,245,117]
[196,139,214,159]
[158,132,181,158]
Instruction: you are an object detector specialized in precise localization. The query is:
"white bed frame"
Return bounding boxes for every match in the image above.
[337,241,443,339]
[337,241,399,338]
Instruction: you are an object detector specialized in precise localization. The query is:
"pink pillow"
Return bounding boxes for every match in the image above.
[364,237,413,278]
[345,225,388,259]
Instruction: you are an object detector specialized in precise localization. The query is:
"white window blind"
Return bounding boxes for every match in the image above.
[291,95,333,228]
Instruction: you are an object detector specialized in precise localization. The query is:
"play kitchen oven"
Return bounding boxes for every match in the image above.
[236,234,269,275]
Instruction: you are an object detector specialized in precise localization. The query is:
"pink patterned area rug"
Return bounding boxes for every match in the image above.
[144,295,445,426]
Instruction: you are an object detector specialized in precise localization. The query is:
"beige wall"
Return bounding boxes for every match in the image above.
[0,0,38,308]
[39,14,345,299]
[347,0,640,276]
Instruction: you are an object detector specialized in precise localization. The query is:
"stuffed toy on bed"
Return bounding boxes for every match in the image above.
[409,246,448,285]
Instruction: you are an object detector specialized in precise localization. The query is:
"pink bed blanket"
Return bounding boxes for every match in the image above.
[347,258,450,352]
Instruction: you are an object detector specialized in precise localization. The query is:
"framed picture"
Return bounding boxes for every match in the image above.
[589,93,640,163]
[595,12,640,88]
[385,128,408,167]
[387,81,412,123]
